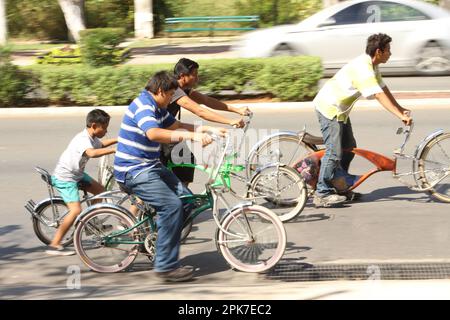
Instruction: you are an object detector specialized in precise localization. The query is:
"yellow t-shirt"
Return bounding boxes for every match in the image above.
[314,54,386,123]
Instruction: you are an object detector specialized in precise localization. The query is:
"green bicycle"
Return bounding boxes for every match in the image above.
[73,134,287,273]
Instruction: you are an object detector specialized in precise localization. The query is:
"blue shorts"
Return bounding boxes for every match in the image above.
[51,173,93,203]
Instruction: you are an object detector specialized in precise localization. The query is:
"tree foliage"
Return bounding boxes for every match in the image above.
[235,0,322,27]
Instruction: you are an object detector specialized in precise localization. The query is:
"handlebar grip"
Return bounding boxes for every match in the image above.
[208,133,222,141]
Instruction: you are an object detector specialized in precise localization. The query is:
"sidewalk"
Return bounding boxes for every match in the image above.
[1,95,449,118]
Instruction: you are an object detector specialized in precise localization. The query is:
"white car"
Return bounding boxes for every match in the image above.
[234,0,450,75]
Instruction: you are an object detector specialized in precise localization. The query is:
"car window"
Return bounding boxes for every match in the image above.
[329,3,370,25]
[327,1,429,26]
[376,2,430,22]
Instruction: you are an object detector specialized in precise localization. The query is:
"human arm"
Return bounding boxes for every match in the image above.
[190,90,251,115]
[353,61,412,125]
[146,122,213,146]
[101,138,117,148]
[177,94,245,128]
[375,87,412,125]
[84,147,116,158]
[171,121,227,137]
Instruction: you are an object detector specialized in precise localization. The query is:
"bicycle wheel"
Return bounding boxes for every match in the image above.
[180,220,193,243]
[217,205,286,273]
[104,173,117,191]
[74,207,139,273]
[98,154,115,188]
[418,132,450,202]
[250,166,307,222]
[32,199,74,246]
[246,133,314,177]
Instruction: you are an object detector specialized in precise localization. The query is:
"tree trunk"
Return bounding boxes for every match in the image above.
[134,0,154,39]
[441,0,450,11]
[58,0,86,42]
[0,0,7,45]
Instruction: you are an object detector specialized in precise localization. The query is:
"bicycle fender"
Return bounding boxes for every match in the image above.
[75,203,136,225]
[247,131,299,162]
[213,201,255,253]
[414,129,445,159]
[33,197,65,213]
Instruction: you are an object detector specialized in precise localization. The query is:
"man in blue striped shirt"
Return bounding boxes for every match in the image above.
[114,71,224,282]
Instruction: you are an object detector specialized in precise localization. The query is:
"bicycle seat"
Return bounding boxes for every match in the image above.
[300,131,324,145]
[35,166,52,185]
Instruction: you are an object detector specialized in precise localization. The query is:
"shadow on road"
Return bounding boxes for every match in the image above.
[0,225,22,236]
[180,250,230,277]
[360,186,432,203]
[293,213,331,223]
[0,244,45,262]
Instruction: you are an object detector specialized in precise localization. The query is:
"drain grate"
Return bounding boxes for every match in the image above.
[266,262,450,281]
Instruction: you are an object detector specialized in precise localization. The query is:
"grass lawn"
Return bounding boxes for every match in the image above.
[6,41,68,51]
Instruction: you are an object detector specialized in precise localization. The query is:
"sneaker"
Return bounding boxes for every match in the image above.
[45,245,76,256]
[313,194,347,208]
[155,265,195,282]
[339,191,362,202]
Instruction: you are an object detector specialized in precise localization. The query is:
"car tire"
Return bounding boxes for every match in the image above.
[271,43,296,57]
[415,42,450,75]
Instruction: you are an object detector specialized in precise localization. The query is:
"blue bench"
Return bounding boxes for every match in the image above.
[165,16,260,37]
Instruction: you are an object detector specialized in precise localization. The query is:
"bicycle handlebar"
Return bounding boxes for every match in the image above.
[396,114,414,154]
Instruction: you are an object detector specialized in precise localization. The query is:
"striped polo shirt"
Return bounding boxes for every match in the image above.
[314,54,386,123]
[114,90,176,183]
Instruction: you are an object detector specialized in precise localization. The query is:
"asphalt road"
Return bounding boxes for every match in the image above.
[1,105,450,299]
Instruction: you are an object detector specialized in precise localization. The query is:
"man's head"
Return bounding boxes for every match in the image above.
[174,58,199,89]
[366,33,392,64]
[145,71,179,108]
[86,109,110,138]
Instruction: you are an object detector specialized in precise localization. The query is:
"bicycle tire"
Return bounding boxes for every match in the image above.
[74,207,139,273]
[180,220,193,243]
[249,165,308,222]
[104,173,117,191]
[216,205,286,273]
[32,199,73,246]
[418,132,450,203]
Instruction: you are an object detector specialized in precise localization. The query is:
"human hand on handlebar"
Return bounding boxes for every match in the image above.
[235,106,252,116]
[196,125,227,137]
[207,126,228,137]
[192,132,213,147]
[401,109,413,126]
[230,118,245,128]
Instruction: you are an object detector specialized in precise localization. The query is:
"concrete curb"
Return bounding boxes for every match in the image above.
[1,97,449,118]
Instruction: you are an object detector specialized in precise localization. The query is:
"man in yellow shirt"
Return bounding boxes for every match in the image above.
[313,33,412,208]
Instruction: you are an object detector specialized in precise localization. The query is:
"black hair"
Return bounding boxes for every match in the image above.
[145,71,179,93]
[174,58,199,79]
[86,109,110,127]
[366,33,392,58]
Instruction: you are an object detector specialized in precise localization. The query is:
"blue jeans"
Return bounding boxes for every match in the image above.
[124,163,191,272]
[315,110,356,196]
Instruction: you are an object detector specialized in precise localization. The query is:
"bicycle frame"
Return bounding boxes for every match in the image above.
[299,148,395,191]
[25,169,130,228]
[79,134,259,247]
[295,124,448,192]
[166,113,255,191]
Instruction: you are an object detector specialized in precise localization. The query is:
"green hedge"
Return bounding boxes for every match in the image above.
[35,65,171,105]
[79,28,126,67]
[255,56,323,101]
[37,46,82,65]
[25,56,322,106]
[0,47,35,107]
